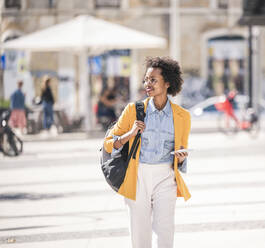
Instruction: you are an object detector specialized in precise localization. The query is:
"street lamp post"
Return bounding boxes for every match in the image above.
[170,0,180,61]
[169,0,181,104]
[248,24,253,108]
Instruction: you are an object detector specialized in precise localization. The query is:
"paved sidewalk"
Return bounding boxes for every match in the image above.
[0,132,265,247]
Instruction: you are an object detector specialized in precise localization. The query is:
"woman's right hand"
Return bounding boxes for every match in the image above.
[130,120,145,137]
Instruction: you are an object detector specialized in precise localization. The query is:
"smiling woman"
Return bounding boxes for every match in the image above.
[104,56,191,248]
[143,67,168,102]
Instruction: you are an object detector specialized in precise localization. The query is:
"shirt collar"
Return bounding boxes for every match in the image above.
[148,98,171,117]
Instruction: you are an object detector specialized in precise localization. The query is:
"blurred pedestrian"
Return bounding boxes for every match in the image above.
[97,88,117,130]
[41,77,54,130]
[9,80,26,134]
[104,56,191,248]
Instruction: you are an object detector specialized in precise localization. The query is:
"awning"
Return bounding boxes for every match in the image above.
[3,15,167,52]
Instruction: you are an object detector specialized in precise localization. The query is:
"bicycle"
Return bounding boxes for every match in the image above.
[215,93,260,138]
[0,110,23,156]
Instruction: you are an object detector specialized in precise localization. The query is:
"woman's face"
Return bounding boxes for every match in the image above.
[143,67,169,98]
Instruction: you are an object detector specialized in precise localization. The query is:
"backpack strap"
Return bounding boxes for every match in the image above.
[135,101,145,122]
[126,101,146,162]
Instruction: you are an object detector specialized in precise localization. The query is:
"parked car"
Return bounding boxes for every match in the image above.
[189,95,249,117]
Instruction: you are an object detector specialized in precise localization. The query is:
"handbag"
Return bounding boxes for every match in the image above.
[100,101,145,192]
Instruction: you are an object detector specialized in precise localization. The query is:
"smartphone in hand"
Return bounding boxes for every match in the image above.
[170,149,194,155]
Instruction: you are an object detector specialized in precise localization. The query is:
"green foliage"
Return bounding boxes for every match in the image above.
[0,99,10,108]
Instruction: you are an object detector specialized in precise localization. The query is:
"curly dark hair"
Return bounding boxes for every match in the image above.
[144,56,183,96]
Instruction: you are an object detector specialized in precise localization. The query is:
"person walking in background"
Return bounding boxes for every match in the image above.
[9,80,26,135]
[104,56,191,248]
[97,88,117,130]
[41,77,54,131]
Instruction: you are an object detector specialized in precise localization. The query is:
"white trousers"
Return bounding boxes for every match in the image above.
[125,163,177,248]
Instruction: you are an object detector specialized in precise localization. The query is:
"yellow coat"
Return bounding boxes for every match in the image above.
[104,97,191,201]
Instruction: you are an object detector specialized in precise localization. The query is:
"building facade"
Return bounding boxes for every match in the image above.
[1,0,264,126]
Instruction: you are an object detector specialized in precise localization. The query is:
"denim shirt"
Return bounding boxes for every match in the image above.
[112,98,187,172]
[139,98,174,164]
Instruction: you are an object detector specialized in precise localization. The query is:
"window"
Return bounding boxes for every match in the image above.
[218,0,228,9]
[48,0,56,8]
[94,0,121,8]
[5,0,21,8]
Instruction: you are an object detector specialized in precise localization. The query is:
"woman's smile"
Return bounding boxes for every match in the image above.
[145,86,154,94]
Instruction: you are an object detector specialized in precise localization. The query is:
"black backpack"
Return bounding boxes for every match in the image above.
[100,101,145,192]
